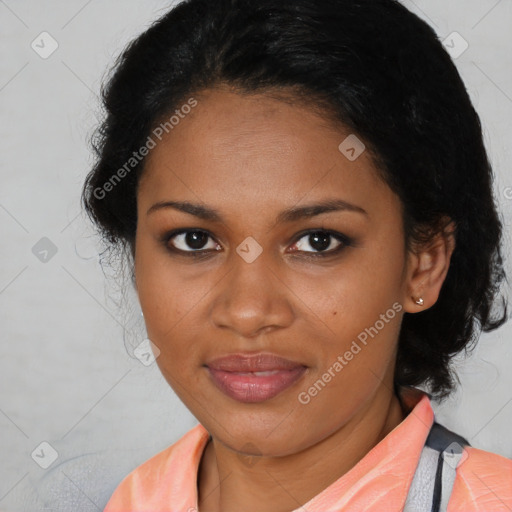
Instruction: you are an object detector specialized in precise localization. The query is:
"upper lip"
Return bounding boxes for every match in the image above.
[206,353,306,372]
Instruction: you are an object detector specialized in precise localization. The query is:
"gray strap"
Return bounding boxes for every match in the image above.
[403,422,469,512]
[403,445,439,512]
[439,444,464,511]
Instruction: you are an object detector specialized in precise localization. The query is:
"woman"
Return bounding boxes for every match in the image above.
[81,0,511,510]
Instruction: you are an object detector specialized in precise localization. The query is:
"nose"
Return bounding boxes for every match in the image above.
[209,247,295,339]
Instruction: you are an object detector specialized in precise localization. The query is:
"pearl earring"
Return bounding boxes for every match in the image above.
[413,296,424,306]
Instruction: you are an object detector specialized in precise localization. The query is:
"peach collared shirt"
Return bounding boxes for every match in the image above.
[104,390,512,511]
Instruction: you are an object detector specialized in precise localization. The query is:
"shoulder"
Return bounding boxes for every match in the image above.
[104,423,210,512]
[449,445,512,511]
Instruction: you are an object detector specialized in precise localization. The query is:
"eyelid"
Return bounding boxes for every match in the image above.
[161,228,221,253]
[287,229,353,256]
[161,228,353,256]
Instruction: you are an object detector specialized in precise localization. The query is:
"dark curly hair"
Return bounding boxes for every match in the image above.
[81,0,508,400]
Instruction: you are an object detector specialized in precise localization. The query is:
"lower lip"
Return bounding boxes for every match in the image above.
[207,367,307,403]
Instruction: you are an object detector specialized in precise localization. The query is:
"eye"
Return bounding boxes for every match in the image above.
[162,228,352,258]
[164,229,220,253]
[289,230,351,256]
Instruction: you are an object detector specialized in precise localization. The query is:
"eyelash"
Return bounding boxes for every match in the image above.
[160,228,353,259]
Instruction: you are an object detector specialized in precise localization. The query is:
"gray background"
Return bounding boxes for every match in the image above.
[1,1,511,511]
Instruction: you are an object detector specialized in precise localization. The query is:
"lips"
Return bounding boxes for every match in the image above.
[207,353,304,372]
[206,353,307,403]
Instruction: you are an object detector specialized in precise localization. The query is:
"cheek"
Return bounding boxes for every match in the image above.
[309,247,404,339]
[135,233,183,338]
[352,226,406,305]
[134,231,214,352]
[298,234,405,384]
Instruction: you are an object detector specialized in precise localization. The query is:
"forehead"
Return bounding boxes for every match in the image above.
[138,88,395,219]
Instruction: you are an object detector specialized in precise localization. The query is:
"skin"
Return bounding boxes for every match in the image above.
[134,86,455,512]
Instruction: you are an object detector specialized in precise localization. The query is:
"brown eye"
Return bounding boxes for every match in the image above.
[166,230,220,252]
[291,230,350,254]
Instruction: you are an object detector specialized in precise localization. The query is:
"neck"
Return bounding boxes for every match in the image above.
[198,385,406,512]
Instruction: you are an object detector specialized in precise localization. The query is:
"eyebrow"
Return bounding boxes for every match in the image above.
[147,198,368,223]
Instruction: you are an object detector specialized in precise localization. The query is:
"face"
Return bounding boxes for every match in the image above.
[135,87,412,456]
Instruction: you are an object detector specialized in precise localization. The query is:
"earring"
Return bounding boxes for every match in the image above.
[413,296,424,306]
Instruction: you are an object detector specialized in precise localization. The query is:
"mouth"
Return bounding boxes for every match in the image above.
[205,353,308,403]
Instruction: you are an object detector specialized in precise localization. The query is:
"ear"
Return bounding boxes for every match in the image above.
[402,219,456,313]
